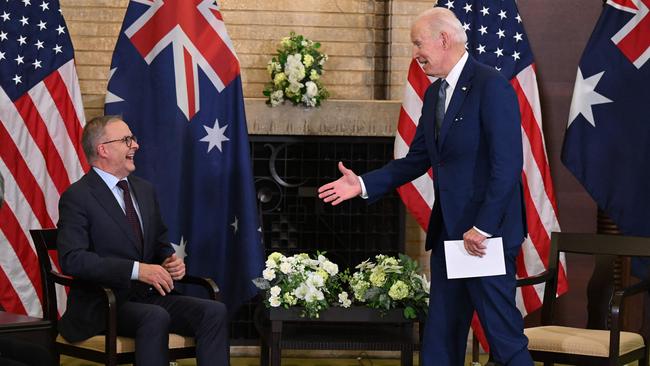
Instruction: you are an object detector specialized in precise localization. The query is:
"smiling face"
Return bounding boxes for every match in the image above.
[411,19,449,78]
[96,120,139,179]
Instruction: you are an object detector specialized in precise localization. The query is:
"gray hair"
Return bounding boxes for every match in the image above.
[416,7,468,45]
[82,115,123,163]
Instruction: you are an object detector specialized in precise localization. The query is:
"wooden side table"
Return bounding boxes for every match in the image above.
[0,311,54,365]
[0,311,52,334]
[255,306,422,366]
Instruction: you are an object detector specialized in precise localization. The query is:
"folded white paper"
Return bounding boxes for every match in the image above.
[444,237,506,279]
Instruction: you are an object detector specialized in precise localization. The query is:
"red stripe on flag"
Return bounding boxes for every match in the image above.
[396,183,431,230]
[0,122,55,228]
[397,108,417,145]
[0,206,44,310]
[406,59,431,98]
[43,71,89,172]
[511,79,559,214]
[521,171,551,268]
[14,94,71,194]
[0,263,27,315]
[515,245,542,314]
[184,48,196,119]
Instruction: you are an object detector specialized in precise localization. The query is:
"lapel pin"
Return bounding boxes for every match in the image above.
[461,86,467,91]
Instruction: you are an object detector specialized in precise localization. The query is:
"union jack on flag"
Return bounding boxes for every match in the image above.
[0,0,86,317]
[105,0,264,312]
[395,0,568,348]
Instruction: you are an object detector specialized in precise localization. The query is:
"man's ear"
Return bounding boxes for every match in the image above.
[96,144,107,159]
[440,31,451,50]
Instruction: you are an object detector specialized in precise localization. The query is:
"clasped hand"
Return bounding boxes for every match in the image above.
[139,254,185,296]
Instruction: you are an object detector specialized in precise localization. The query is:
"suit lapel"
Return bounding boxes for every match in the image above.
[86,169,142,254]
[438,58,475,149]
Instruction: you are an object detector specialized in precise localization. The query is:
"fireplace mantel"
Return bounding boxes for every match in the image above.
[245,98,402,137]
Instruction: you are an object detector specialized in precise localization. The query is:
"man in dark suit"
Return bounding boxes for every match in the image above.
[318,8,531,366]
[57,115,229,366]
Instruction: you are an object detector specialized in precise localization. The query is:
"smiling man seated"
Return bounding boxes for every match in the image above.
[56,115,229,366]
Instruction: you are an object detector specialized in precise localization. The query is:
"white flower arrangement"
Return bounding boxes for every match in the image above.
[253,252,349,318]
[263,32,329,108]
[349,254,430,319]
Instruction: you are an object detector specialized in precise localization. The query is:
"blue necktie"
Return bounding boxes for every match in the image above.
[435,79,448,141]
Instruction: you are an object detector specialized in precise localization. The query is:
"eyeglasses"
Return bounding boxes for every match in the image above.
[100,135,137,148]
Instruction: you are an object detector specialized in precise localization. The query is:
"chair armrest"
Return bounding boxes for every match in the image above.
[608,279,650,359]
[50,270,119,354]
[178,275,220,301]
[516,270,553,287]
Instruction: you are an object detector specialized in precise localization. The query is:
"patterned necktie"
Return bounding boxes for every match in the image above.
[435,79,448,141]
[116,180,144,247]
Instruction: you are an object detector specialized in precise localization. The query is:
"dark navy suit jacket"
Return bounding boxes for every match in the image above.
[57,168,174,342]
[364,56,526,252]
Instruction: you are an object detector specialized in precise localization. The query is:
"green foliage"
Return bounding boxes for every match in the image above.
[349,254,430,319]
[263,32,330,108]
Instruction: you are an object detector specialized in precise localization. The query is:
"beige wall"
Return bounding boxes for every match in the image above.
[62,0,434,116]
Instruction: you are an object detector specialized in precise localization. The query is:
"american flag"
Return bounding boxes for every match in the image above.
[105,0,264,312]
[395,0,568,346]
[0,0,87,316]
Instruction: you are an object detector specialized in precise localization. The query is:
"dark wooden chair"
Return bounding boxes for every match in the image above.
[472,232,650,366]
[31,228,220,366]
[522,232,650,366]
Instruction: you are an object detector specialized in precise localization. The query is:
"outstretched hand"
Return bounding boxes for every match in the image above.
[317,162,362,206]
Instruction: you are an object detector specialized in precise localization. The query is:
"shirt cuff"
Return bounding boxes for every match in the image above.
[131,261,140,280]
[358,176,368,199]
[473,226,491,237]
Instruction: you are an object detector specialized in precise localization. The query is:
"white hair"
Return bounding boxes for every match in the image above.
[415,7,467,45]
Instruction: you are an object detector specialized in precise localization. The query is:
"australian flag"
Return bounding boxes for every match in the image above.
[562,1,650,272]
[105,0,264,312]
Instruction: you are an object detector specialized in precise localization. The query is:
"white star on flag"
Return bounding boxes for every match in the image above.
[231,216,239,233]
[171,236,188,260]
[200,118,230,153]
[568,68,613,128]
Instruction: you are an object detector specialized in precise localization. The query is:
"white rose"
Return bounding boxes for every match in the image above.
[286,81,303,96]
[269,296,281,307]
[279,262,292,274]
[308,273,325,288]
[270,90,284,107]
[262,268,276,281]
[322,260,338,276]
[265,258,278,269]
[338,292,352,308]
[305,81,318,98]
[270,286,281,297]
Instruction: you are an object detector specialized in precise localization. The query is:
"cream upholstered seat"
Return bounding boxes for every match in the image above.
[525,326,644,358]
[520,232,650,366]
[55,333,196,353]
